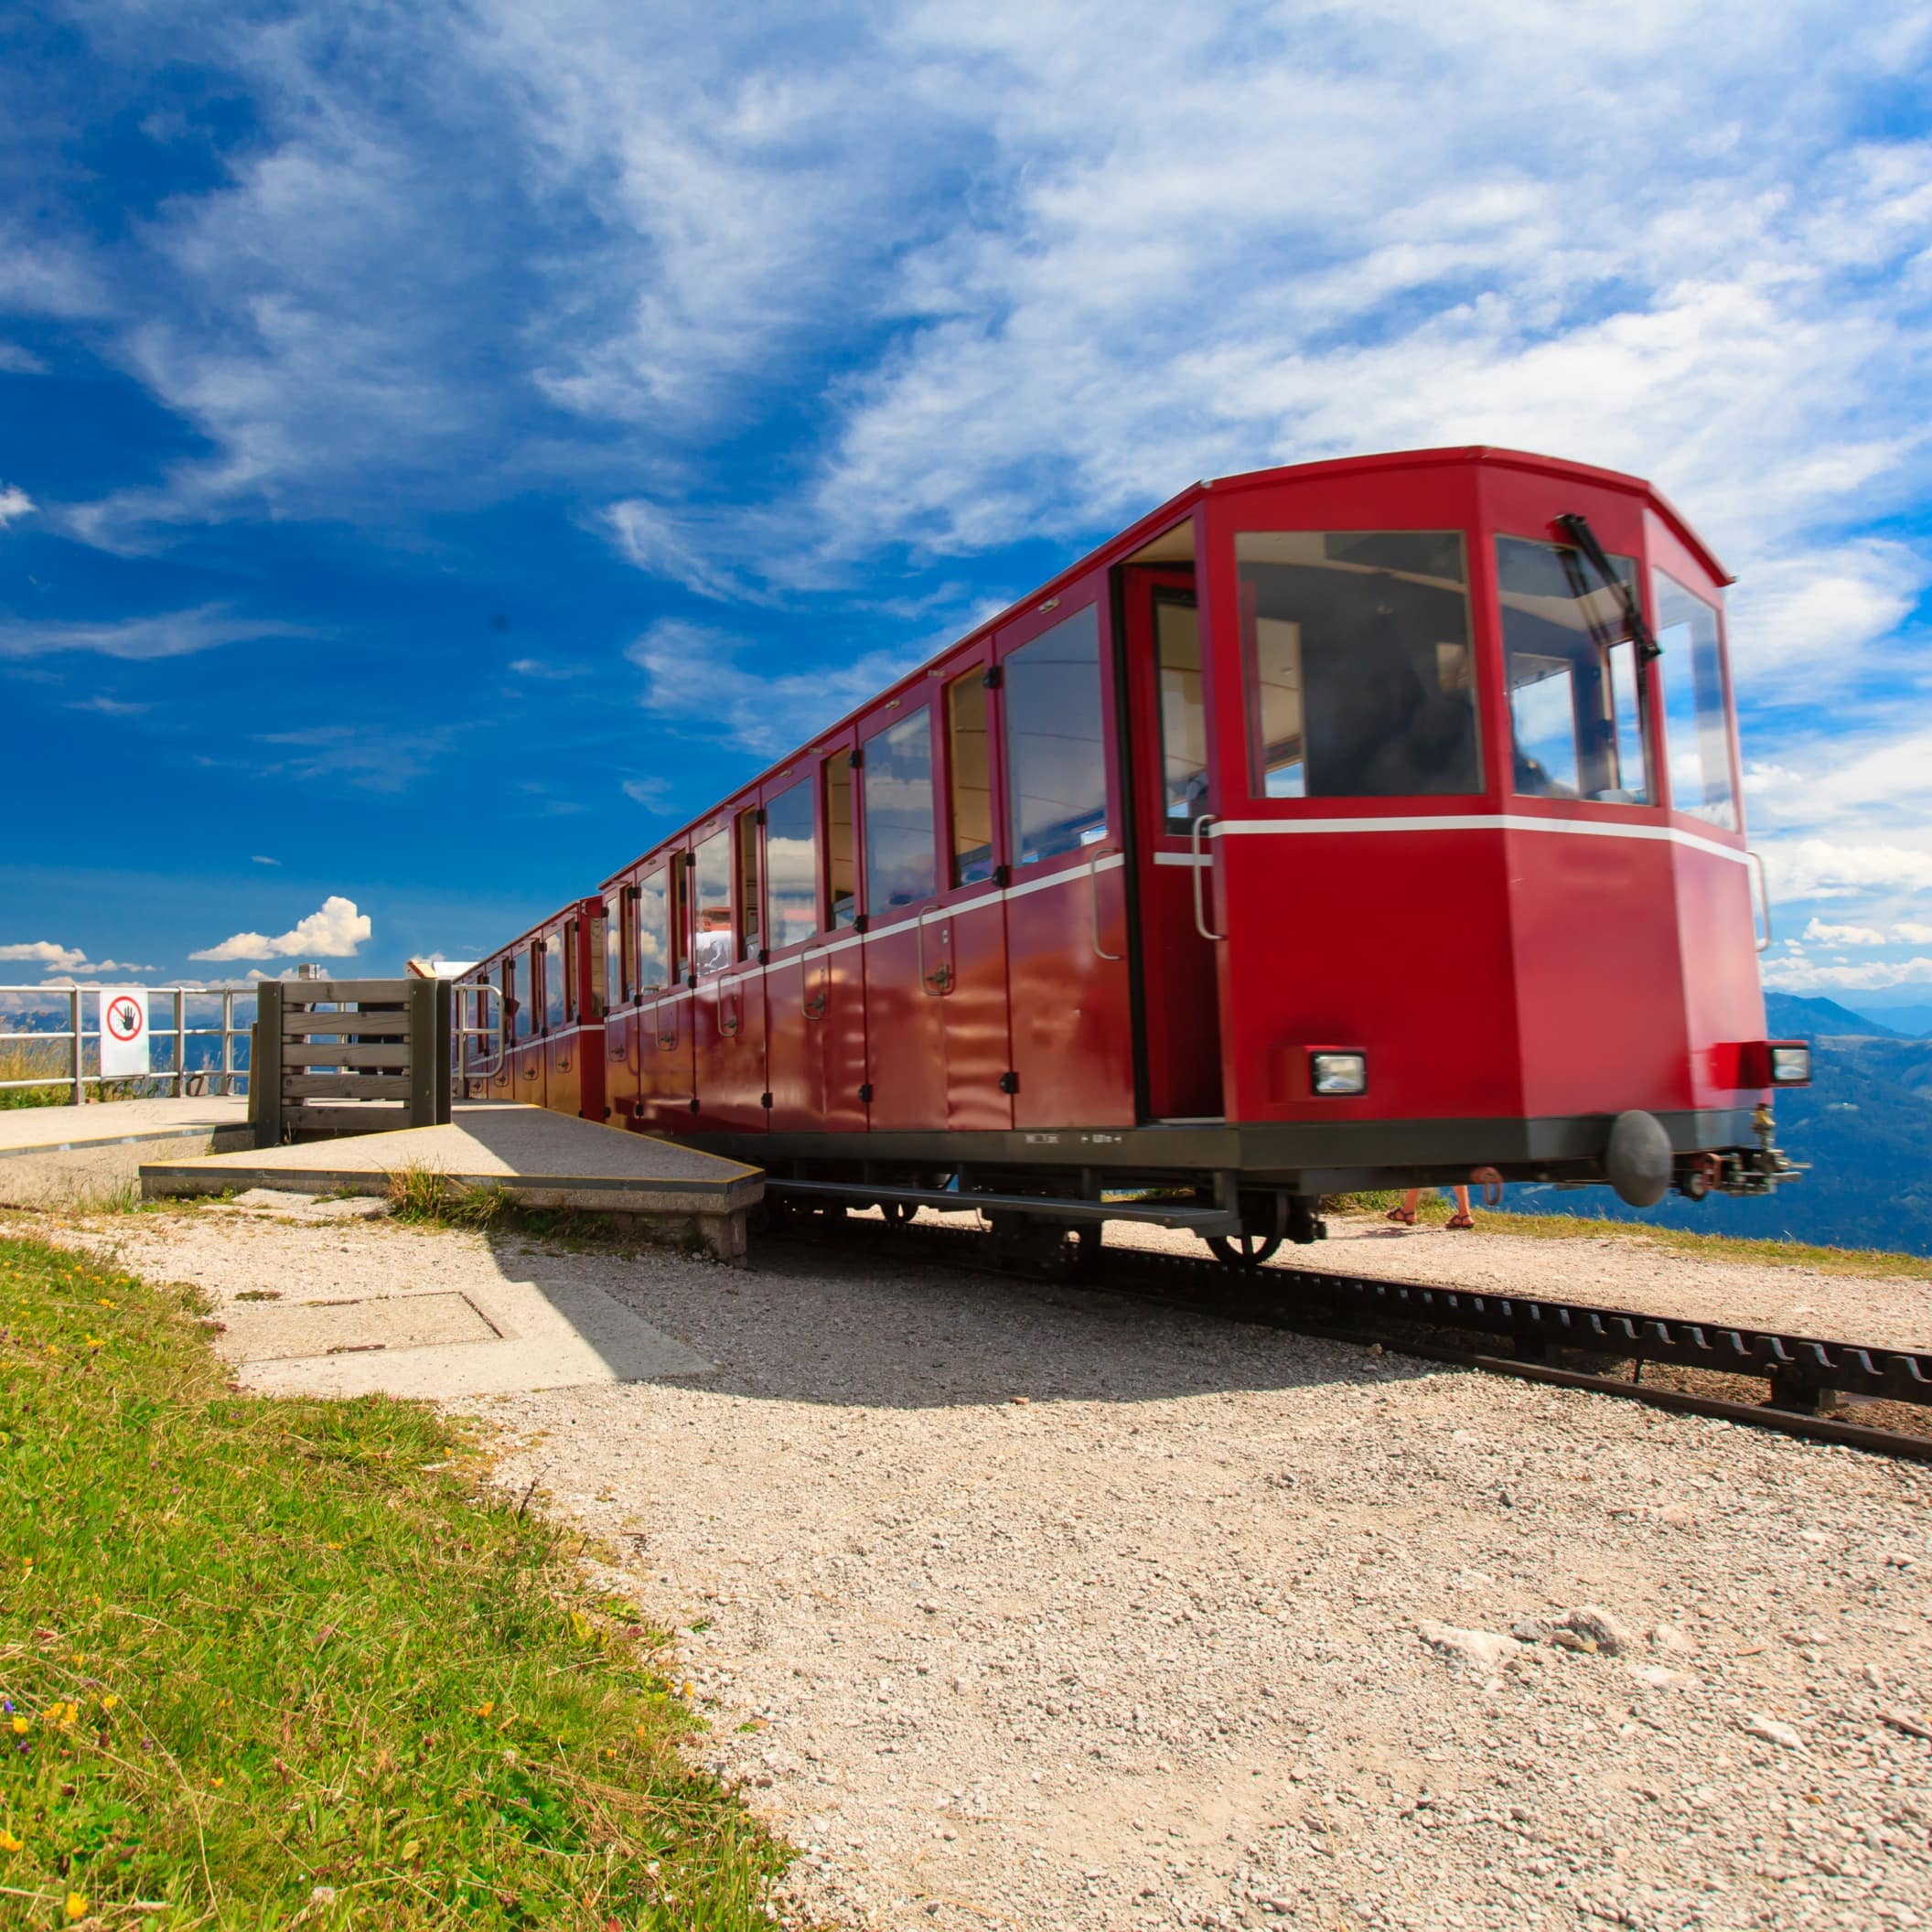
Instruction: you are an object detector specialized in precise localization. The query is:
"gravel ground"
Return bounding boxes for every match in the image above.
[16,1201,1932,1930]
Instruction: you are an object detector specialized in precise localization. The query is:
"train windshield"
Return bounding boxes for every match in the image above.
[1653,571,1737,830]
[1236,531,1481,799]
[1498,536,1650,803]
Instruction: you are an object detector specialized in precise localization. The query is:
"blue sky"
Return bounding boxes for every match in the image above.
[3,0,1932,1003]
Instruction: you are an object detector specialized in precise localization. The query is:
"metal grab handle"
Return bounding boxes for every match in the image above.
[1191,814,1225,941]
[1748,849,1772,955]
[1089,853,1122,961]
[918,906,954,993]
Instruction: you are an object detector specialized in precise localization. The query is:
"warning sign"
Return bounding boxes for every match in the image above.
[99,988,150,1079]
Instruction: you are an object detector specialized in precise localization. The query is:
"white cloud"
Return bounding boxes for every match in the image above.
[508,658,590,680]
[189,895,371,961]
[1763,953,1932,992]
[1758,837,1932,900]
[0,605,306,660]
[627,617,919,757]
[251,854,280,865]
[0,484,33,528]
[1801,918,1890,946]
[621,776,676,810]
[0,941,87,972]
[1895,921,1932,945]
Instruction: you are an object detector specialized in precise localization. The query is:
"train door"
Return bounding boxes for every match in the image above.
[931,646,1013,1130]
[994,584,1135,1127]
[512,938,546,1107]
[575,897,608,1123]
[637,853,693,1132]
[606,880,643,1126]
[811,732,869,1132]
[489,954,517,1100]
[691,811,767,1132]
[762,766,821,1132]
[858,700,947,1131]
[542,924,578,1118]
[1122,564,1225,1121]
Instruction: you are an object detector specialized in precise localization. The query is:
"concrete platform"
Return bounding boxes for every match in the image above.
[0,1096,252,1210]
[139,1101,763,1260]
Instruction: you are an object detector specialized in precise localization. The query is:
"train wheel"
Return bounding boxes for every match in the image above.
[1207,1231,1283,1269]
[880,1199,918,1226]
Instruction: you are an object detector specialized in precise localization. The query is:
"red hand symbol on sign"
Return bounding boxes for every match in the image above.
[107,1000,144,1041]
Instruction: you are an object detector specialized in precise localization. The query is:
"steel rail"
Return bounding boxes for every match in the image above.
[772,1210,1932,1463]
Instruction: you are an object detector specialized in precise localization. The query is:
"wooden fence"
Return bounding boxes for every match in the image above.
[250,979,451,1146]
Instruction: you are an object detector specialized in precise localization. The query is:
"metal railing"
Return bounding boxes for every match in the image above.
[0,985,259,1104]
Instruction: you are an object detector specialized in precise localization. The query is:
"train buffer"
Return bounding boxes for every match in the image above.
[139,1100,763,1261]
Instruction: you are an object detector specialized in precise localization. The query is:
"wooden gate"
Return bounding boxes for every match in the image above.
[250,979,452,1146]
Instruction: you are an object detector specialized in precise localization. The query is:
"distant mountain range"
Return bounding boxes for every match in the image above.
[1508,991,1932,1257]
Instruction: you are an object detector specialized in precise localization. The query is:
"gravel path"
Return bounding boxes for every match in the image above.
[19,1202,1932,1930]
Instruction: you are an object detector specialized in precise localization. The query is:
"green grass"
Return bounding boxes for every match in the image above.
[1326,1192,1932,1282]
[0,1233,790,1929]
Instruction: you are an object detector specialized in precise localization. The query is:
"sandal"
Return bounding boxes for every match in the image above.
[1445,1212,1476,1230]
[1385,1206,1416,1225]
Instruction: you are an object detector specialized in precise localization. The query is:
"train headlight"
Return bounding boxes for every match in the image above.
[1768,1044,1811,1086]
[1310,1050,1368,1097]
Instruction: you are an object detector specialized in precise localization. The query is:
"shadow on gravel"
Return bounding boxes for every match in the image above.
[487,1226,1433,1412]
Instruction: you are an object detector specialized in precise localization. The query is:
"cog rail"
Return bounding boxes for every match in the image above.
[772,1208,1932,1462]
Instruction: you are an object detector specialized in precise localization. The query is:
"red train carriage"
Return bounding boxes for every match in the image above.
[458,896,608,1122]
[499,448,1809,1259]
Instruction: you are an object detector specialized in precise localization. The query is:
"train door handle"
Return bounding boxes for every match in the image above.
[1089,853,1122,961]
[918,907,952,994]
[1191,814,1226,942]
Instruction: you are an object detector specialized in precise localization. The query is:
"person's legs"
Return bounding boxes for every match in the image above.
[1446,1184,1475,1229]
[1387,1187,1422,1225]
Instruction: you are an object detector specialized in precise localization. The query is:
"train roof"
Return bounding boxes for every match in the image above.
[600,445,1729,890]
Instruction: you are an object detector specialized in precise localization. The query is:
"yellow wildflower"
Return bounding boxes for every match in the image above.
[9,1716,27,1734]
[65,1894,86,1922]
[0,1830,20,1852]
[475,1701,494,1719]
[101,1694,118,1712]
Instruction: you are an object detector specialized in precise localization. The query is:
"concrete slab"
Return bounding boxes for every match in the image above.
[228,1262,714,1400]
[224,1290,499,1361]
[0,1096,252,1209]
[140,1101,762,1260]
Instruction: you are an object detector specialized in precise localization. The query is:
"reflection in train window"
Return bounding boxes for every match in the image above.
[1154,593,1208,829]
[766,778,817,949]
[692,828,733,976]
[864,708,937,911]
[946,672,995,886]
[735,810,761,960]
[1004,606,1108,864]
[634,870,670,993]
[1237,531,1480,799]
[826,751,858,928]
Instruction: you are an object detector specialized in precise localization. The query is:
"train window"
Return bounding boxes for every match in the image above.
[635,870,671,994]
[1236,531,1480,799]
[826,752,858,927]
[512,950,532,1041]
[543,935,564,1032]
[1154,593,1208,828]
[946,673,995,886]
[765,778,818,949]
[1498,537,1650,804]
[602,894,622,1010]
[1004,606,1109,864]
[1653,571,1737,830]
[864,708,938,911]
[735,811,761,959]
[668,855,691,982]
[692,828,733,975]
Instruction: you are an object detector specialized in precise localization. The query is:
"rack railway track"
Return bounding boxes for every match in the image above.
[764,1201,1932,1465]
